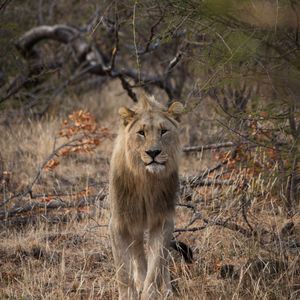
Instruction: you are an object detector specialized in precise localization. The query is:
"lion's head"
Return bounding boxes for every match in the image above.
[118,95,184,177]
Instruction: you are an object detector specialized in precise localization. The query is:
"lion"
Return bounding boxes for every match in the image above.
[109,94,184,300]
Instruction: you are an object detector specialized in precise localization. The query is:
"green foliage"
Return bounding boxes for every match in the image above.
[201,0,237,16]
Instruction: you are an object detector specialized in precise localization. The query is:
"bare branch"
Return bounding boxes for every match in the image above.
[0,193,105,220]
[165,49,183,75]
[139,14,165,55]
[174,225,207,233]
[9,18,188,105]
[182,177,235,188]
[108,5,119,71]
[13,24,177,103]
[200,161,229,179]
[0,0,12,12]
[175,218,253,237]
[118,75,138,102]
[183,141,237,152]
[16,25,79,56]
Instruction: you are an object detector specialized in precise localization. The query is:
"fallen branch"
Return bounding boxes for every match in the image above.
[182,177,235,187]
[175,217,253,237]
[0,193,105,220]
[174,225,207,233]
[183,141,238,152]
[0,199,79,219]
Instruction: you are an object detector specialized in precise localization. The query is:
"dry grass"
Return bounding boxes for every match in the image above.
[1,83,299,299]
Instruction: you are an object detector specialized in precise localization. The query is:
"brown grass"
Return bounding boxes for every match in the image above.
[1,82,299,299]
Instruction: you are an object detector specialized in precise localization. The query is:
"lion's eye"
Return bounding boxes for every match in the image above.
[161,129,168,136]
[137,130,145,136]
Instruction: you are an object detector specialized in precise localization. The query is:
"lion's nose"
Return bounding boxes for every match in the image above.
[145,149,161,159]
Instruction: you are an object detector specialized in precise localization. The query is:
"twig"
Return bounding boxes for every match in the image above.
[86,7,102,34]
[217,119,277,150]
[200,161,228,179]
[176,203,196,214]
[241,198,253,232]
[109,5,119,71]
[132,0,141,82]
[139,14,165,55]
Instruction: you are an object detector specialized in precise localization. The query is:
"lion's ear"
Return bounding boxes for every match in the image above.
[167,101,184,122]
[119,106,136,126]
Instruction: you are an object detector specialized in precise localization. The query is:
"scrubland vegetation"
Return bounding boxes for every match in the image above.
[0,1,299,299]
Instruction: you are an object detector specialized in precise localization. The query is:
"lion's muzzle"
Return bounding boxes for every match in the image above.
[144,149,168,174]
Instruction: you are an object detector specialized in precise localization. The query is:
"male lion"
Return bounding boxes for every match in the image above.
[109,95,183,300]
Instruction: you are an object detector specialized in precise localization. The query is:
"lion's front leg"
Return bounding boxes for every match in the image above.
[142,217,174,300]
[131,235,147,295]
[109,220,139,300]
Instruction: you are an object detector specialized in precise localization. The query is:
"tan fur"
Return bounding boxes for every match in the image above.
[109,95,183,299]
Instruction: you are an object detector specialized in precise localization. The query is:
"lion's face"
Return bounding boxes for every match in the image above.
[119,97,183,177]
[126,112,180,175]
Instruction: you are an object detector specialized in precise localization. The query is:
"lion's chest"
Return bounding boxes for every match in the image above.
[112,172,178,228]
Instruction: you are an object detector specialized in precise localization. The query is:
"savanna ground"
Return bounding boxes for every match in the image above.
[1,1,300,299]
[1,81,299,300]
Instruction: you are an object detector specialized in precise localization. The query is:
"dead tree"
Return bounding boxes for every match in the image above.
[1,20,188,108]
